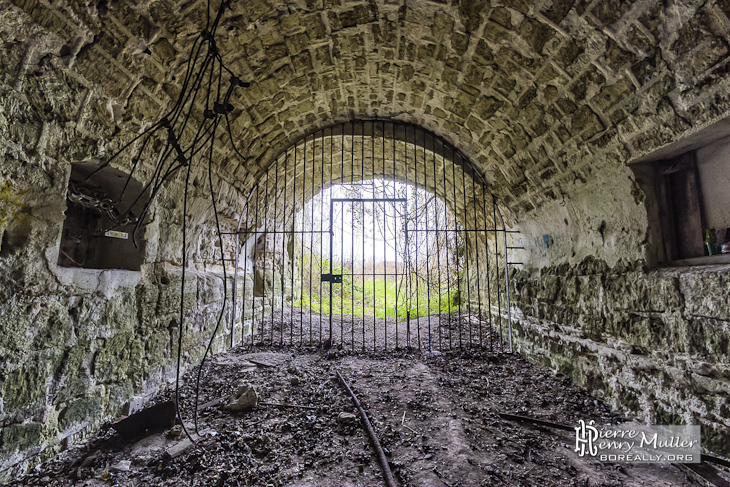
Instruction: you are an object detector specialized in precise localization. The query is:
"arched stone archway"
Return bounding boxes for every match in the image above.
[232,120,514,351]
[2,0,730,474]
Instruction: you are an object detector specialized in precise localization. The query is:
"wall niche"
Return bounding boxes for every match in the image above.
[58,163,149,271]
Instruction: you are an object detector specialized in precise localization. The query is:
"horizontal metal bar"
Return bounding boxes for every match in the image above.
[402,228,508,233]
[220,230,332,235]
[224,229,513,234]
[507,262,523,265]
[331,198,407,203]
[506,246,525,249]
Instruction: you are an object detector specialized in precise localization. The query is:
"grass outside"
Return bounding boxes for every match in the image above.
[294,254,460,320]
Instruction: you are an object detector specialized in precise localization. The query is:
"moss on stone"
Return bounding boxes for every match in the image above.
[655,405,683,426]
[58,397,101,431]
[3,364,46,411]
[0,423,43,456]
[702,425,730,458]
[620,390,640,412]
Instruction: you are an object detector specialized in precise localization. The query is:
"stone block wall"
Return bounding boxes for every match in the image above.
[0,5,247,481]
[511,259,730,457]
[507,169,730,458]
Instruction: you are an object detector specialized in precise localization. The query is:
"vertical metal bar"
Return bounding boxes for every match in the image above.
[262,167,270,345]
[272,158,280,344]
[251,183,260,345]
[360,122,365,352]
[393,123,398,349]
[469,161,483,349]
[423,130,432,352]
[432,134,444,351]
[460,155,472,348]
[333,125,339,348]
[444,147,462,348]
[232,228,238,349]
[328,126,337,346]
[300,135,307,346]
[340,176,344,348]
[414,126,420,350]
[319,130,324,345]
[493,201,502,352]
[450,145,462,348]
[403,125,411,348]
[290,141,297,346]
[309,135,316,345]
[350,124,355,350]
[240,193,251,346]
[443,145,454,350]
[371,122,376,352]
[382,120,387,352]
[482,182,493,352]
[281,150,289,346]
[496,206,513,352]
[328,196,334,345]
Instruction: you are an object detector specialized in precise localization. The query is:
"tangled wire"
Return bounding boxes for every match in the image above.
[82,0,249,441]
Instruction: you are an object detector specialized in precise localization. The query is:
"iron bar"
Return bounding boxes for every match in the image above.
[336,371,398,487]
[359,121,365,352]
[223,228,505,234]
[334,125,339,348]
[301,134,307,346]
[460,154,472,347]
[493,201,503,352]
[263,166,271,345]
[496,206,514,353]
[413,125,421,351]
[319,129,324,345]
[432,129,443,351]
[448,142,459,348]
[382,120,388,352]
[349,123,355,350]
[290,137,297,346]
[423,129,432,352]
[470,169,483,349]
[481,181,493,352]
[371,122,376,351]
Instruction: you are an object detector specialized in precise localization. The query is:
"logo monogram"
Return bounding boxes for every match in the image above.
[575,419,599,457]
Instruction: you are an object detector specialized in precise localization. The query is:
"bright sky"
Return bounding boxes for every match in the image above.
[295,179,455,265]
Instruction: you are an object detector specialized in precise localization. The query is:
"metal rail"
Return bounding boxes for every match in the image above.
[336,370,397,487]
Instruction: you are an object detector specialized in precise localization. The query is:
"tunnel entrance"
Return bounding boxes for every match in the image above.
[232,121,513,352]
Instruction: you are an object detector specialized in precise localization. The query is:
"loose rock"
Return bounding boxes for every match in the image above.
[337,412,358,424]
[225,383,258,412]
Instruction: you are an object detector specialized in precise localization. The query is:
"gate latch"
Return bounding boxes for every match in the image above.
[321,273,343,283]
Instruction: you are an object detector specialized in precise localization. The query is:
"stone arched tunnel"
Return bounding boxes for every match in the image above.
[1,0,730,480]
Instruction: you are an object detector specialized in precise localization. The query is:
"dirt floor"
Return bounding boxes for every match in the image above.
[10,343,711,486]
[246,308,510,353]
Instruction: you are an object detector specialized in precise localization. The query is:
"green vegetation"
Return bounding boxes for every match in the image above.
[294,253,460,321]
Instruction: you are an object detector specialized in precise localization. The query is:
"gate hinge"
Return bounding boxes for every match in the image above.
[321,273,343,283]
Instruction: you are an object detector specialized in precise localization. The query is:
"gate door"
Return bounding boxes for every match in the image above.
[325,197,407,351]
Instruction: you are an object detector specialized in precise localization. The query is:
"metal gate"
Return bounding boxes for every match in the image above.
[231,121,514,352]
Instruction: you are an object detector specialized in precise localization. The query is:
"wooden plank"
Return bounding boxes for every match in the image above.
[164,434,199,459]
[197,397,224,412]
[111,400,176,438]
[668,152,705,259]
[655,166,677,263]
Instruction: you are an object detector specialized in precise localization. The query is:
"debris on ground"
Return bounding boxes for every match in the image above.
[11,345,714,487]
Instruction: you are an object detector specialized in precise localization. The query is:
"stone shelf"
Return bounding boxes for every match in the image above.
[669,253,730,267]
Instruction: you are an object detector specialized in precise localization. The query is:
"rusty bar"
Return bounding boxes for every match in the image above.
[336,370,397,487]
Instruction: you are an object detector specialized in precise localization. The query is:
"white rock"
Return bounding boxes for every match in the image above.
[111,460,131,472]
[226,383,258,411]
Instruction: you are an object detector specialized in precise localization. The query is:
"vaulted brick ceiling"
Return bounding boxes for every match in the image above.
[11,0,730,218]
